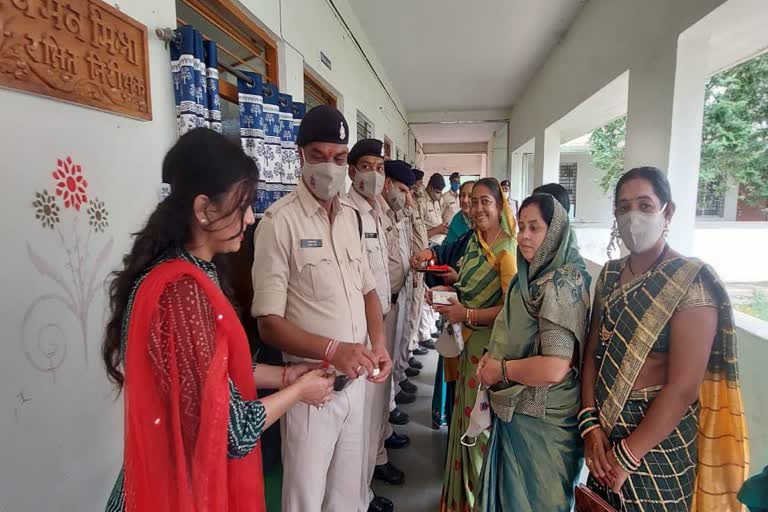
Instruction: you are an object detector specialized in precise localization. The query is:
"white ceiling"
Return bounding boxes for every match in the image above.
[410,122,506,144]
[348,0,587,113]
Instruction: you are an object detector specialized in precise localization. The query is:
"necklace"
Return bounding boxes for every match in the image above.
[627,244,669,277]
[485,227,502,246]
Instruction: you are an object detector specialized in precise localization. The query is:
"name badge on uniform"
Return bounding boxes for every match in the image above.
[300,239,323,248]
[364,232,378,239]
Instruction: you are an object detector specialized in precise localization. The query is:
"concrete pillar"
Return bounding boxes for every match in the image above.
[534,127,560,188]
[510,152,524,201]
[624,33,708,253]
[666,33,709,252]
[723,182,739,221]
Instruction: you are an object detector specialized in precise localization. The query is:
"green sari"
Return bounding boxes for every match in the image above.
[475,198,590,512]
[439,215,517,512]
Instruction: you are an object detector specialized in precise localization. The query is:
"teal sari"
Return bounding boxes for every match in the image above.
[445,212,471,246]
[475,198,590,512]
[433,213,473,428]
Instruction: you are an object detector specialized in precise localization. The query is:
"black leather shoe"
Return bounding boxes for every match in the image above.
[373,462,405,485]
[368,496,394,512]
[399,379,418,394]
[394,390,416,405]
[385,431,411,449]
[405,367,420,378]
[419,339,436,350]
[408,357,423,369]
[412,347,429,356]
[389,407,410,425]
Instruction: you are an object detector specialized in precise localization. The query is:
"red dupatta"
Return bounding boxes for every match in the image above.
[123,259,265,512]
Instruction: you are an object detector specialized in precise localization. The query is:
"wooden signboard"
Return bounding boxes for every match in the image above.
[0,0,152,120]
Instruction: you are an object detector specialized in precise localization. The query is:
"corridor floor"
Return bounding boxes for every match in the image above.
[372,349,448,512]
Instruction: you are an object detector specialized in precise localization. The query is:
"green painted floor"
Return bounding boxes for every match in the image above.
[262,350,447,512]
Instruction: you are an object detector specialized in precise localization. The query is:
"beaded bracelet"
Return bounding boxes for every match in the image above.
[501,358,509,385]
[613,439,641,473]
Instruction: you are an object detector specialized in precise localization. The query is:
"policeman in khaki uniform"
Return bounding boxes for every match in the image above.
[416,173,448,349]
[405,168,429,367]
[422,173,448,245]
[441,171,461,224]
[376,161,418,406]
[347,139,408,512]
[251,106,392,512]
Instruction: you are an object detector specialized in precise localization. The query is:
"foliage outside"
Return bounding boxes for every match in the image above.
[589,52,768,202]
[734,290,768,322]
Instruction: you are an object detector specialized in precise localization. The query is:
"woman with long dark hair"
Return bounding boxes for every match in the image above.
[103,129,334,512]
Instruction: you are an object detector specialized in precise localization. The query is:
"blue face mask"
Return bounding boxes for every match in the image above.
[450,182,460,192]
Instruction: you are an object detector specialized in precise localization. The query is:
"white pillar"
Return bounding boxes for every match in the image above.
[534,127,560,188]
[723,182,739,221]
[667,33,709,252]
[623,33,709,254]
[510,152,524,201]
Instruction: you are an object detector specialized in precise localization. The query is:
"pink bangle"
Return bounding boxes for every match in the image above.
[623,439,641,466]
[327,340,340,362]
[323,339,340,367]
[580,424,601,439]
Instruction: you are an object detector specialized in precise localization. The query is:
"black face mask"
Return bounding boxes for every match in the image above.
[333,375,350,392]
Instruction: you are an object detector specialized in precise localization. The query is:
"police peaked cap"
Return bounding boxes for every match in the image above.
[429,173,446,190]
[384,160,416,187]
[348,138,385,164]
[296,105,350,146]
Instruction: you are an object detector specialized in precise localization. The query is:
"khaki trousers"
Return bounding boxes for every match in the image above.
[359,303,398,510]
[281,375,365,512]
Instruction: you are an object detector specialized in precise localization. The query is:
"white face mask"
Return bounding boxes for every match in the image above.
[460,385,491,447]
[386,185,406,212]
[617,204,668,253]
[352,168,385,200]
[301,151,347,201]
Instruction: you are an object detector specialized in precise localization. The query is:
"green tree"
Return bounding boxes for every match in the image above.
[590,52,768,202]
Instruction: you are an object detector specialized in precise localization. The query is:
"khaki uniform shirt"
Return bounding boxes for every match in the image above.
[441,190,460,224]
[408,202,429,254]
[349,187,391,315]
[421,195,445,245]
[251,180,376,362]
[377,196,410,295]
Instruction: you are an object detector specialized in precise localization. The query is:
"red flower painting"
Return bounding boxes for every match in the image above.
[52,156,88,210]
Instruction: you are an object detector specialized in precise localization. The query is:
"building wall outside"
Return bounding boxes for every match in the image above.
[560,150,614,224]
[0,0,412,509]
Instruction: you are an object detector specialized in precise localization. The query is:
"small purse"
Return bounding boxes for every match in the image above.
[574,484,618,512]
